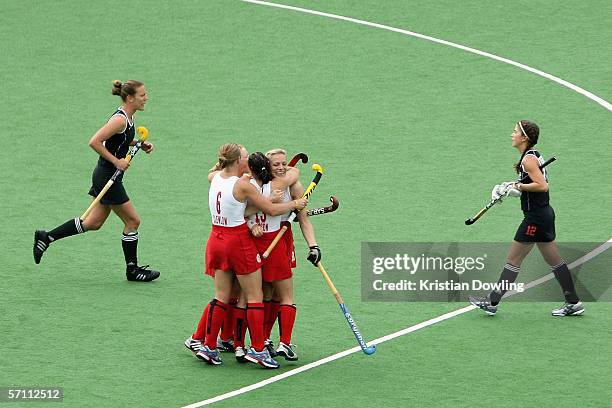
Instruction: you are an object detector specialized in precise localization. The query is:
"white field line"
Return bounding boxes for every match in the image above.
[242,0,612,113]
[181,306,476,408]
[184,2,612,406]
[182,239,611,408]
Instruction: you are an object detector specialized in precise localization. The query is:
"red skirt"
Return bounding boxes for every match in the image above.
[253,230,293,282]
[205,224,262,276]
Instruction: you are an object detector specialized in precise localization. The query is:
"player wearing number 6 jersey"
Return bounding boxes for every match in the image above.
[194,143,307,368]
[469,120,582,317]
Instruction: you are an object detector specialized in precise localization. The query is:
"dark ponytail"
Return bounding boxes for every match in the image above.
[514,120,540,173]
[111,79,144,101]
[248,152,272,184]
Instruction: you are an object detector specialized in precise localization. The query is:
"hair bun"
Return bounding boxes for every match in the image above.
[112,80,122,88]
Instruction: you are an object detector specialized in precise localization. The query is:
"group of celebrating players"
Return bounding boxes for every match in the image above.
[184,144,322,368]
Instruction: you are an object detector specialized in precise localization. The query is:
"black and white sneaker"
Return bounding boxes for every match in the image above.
[184,336,203,354]
[33,230,51,264]
[552,301,585,316]
[264,339,277,357]
[126,265,160,282]
[217,337,235,352]
[276,342,298,361]
[468,295,497,316]
[235,346,247,363]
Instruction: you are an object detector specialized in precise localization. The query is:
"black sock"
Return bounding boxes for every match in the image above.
[489,263,520,305]
[122,231,138,269]
[47,218,86,242]
[552,262,579,303]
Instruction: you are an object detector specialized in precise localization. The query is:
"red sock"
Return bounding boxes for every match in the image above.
[232,306,247,347]
[263,300,271,334]
[220,298,238,341]
[279,304,297,345]
[246,302,265,351]
[192,303,210,341]
[264,300,281,339]
[204,299,228,349]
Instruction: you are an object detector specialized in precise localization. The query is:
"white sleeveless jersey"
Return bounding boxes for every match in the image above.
[249,179,282,232]
[209,173,246,227]
[280,186,293,222]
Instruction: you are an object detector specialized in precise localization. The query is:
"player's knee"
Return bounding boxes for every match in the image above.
[506,257,523,267]
[84,219,103,231]
[214,291,231,304]
[243,288,263,303]
[125,216,140,230]
[279,294,293,304]
[544,255,563,267]
[216,295,230,304]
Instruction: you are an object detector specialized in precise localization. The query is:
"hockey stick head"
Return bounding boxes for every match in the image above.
[289,152,308,167]
[296,196,340,220]
[329,196,339,210]
[363,345,377,355]
[136,126,149,142]
[465,203,494,226]
[307,164,323,189]
[338,302,376,356]
[125,127,150,163]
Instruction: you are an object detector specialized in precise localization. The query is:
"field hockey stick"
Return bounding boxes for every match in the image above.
[262,164,324,258]
[465,156,556,225]
[289,152,308,167]
[316,261,376,355]
[293,195,339,220]
[80,126,150,220]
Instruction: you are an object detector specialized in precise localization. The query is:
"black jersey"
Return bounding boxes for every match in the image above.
[97,108,135,168]
[517,150,550,212]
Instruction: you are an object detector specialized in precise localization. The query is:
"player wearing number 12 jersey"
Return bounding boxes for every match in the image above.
[469,120,582,317]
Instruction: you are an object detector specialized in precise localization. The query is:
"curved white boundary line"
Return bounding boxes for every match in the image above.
[184,2,611,406]
[242,0,612,112]
[183,239,611,408]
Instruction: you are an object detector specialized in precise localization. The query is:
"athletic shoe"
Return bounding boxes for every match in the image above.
[552,301,585,316]
[264,339,277,357]
[184,336,203,354]
[217,337,235,352]
[126,265,160,282]
[235,346,247,363]
[33,230,50,264]
[468,295,497,316]
[245,347,280,369]
[276,342,298,361]
[195,346,222,365]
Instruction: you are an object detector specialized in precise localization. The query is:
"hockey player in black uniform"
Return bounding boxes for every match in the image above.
[469,120,582,316]
[33,80,160,282]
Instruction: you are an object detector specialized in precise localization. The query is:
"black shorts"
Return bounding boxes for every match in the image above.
[514,205,556,243]
[88,164,129,205]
